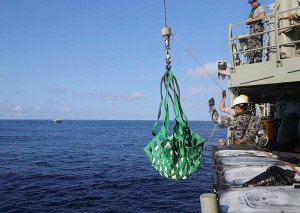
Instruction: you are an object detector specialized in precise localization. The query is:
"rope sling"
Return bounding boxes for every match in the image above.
[144,23,205,180]
[144,70,205,180]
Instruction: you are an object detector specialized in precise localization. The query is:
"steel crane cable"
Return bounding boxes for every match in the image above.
[172,34,225,91]
[143,0,205,180]
[163,0,168,27]
[162,0,222,171]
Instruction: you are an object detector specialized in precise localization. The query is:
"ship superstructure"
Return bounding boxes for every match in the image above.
[206,1,300,212]
[218,0,300,148]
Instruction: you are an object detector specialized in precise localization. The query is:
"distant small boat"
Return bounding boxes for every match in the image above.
[53,119,63,123]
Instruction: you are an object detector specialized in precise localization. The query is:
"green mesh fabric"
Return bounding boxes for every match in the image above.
[144,70,205,180]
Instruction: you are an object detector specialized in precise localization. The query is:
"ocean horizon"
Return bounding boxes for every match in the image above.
[0,120,226,212]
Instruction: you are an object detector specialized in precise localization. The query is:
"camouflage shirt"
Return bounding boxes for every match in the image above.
[210,108,268,147]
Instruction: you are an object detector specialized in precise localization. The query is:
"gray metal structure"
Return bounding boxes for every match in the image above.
[218,0,300,144]
[201,1,300,212]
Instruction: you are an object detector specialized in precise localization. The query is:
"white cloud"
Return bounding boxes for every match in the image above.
[48,88,70,94]
[128,92,144,100]
[186,61,218,78]
[60,107,71,113]
[99,93,121,101]
[32,106,41,113]
[0,104,42,116]
[98,92,144,101]
[181,86,218,100]
[12,105,24,113]
[81,92,96,97]
[185,87,205,97]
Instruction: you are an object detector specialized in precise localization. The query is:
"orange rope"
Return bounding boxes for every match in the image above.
[256,146,300,176]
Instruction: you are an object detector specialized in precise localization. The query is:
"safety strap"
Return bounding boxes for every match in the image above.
[240,114,252,141]
[152,70,187,137]
[144,70,205,180]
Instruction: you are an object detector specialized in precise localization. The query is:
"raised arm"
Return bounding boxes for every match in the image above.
[219,90,226,112]
[209,98,233,128]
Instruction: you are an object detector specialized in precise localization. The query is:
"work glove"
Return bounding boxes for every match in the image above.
[222,90,226,98]
[208,98,215,107]
[208,98,216,112]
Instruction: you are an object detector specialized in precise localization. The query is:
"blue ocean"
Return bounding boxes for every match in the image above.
[0,120,226,213]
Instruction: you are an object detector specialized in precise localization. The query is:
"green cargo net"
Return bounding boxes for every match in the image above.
[144,70,205,180]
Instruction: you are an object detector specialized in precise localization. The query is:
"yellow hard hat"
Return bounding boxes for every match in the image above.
[231,95,249,108]
[239,94,249,102]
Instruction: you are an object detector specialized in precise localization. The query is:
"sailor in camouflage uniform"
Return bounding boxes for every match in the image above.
[208,96,268,147]
[246,0,265,63]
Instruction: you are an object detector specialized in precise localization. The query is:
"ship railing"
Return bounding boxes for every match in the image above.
[228,6,300,69]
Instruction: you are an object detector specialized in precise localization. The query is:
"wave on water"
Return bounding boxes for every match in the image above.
[0,120,226,213]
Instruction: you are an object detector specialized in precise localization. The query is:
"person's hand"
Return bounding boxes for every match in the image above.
[222,90,226,98]
[246,18,253,24]
[208,98,216,114]
[288,14,297,21]
[208,98,215,107]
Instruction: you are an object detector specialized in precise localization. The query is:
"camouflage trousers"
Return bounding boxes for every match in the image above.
[246,23,264,63]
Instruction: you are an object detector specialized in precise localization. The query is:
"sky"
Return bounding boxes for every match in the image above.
[0,0,274,120]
